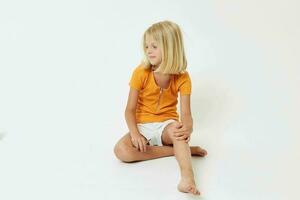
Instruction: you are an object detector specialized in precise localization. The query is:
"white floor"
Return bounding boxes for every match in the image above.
[0,72,299,200]
[1,1,299,200]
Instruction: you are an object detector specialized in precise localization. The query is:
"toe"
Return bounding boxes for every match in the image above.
[193,187,200,195]
[194,188,199,195]
[192,187,196,194]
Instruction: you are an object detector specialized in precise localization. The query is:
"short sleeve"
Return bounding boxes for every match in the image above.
[178,72,192,95]
[128,66,145,90]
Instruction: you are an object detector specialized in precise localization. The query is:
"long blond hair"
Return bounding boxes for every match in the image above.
[141,20,187,74]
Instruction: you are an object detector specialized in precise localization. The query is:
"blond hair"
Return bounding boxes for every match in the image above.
[141,20,187,74]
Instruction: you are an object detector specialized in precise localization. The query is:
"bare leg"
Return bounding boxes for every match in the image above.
[173,138,201,195]
[161,122,202,195]
[114,133,207,163]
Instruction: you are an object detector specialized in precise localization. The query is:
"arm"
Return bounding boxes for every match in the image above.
[125,88,140,135]
[180,94,193,132]
[173,94,193,142]
[124,87,147,152]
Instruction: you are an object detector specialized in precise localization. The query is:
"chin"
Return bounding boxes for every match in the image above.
[148,59,160,66]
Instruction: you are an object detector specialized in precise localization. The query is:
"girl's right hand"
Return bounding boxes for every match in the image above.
[130,132,148,152]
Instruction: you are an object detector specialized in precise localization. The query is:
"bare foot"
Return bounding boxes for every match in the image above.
[177,177,201,195]
[191,146,208,157]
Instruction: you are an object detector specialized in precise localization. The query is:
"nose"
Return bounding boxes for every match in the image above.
[146,46,154,54]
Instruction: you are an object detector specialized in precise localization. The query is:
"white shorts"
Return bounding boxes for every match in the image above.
[137,119,176,146]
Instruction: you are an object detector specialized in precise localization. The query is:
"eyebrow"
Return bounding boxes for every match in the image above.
[145,42,157,45]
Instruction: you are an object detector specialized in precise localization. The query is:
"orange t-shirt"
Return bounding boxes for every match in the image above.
[129,65,192,123]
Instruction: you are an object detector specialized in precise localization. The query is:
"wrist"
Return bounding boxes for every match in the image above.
[182,121,193,128]
[182,122,193,132]
[130,131,140,136]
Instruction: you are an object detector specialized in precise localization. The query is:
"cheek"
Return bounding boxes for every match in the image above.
[157,53,162,61]
[156,50,162,58]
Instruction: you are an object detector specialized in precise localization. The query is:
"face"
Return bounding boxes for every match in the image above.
[145,37,162,67]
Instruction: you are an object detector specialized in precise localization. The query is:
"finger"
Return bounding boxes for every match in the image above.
[136,139,140,151]
[173,129,186,134]
[185,137,190,143]
[144,139,148,152]
[176,135,188,141]
[142,140,147,152]
[173,129,182,134]
[174,131,189,137]
[173,128,187,133]
[174,131,189,136]
[174,126,185,130]
[173,132,184,137]
[131,138,136,147]
[140,139,146,152]
[133,140,139,149]
[174,122,183,128]
[138,139,145,152]
[133,138,139,150]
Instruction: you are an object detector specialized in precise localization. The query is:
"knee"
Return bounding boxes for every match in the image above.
[166,121,182,144]
[165,121,183,141]
[114,142,135,163]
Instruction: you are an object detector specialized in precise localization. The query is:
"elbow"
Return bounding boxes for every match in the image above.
[125,108,135,117]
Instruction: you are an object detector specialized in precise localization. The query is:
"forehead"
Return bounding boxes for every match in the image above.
[145,35,157,44]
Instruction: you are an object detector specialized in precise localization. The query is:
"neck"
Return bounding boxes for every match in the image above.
[151,65,158,70]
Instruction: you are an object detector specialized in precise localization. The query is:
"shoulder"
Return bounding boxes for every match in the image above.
[132,64,151,76]
[129,64,151,90]
[175,70,191,82]
[174,70,192,94]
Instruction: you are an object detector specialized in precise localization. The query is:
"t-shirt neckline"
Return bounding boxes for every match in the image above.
[151,71,172,90]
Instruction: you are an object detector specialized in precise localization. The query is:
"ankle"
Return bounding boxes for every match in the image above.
[180,168,194,179]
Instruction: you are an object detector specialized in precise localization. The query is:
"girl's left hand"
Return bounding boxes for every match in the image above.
[173,125,193,142]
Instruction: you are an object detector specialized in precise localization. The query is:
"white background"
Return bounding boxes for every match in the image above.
[0,0,299,199]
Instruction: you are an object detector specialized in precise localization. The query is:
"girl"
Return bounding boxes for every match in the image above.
[114,20,207,196]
